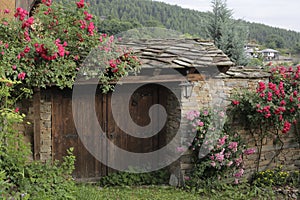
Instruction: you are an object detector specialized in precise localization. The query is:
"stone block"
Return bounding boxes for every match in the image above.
[244,160,255,166]
[40,104,51,113]
[180,163,194,170]
[41,139,51,146]
[295,160,300,167]
[245,153,258,160]
[278,156,286,161]
[41,133,51,141]
[40,153,51,161]
[169,174,179,187]
[40,112,51,120]
[40,146,51,153]
[180,155,193,163]
[292,152,300,160]
[258,159,274,167]
[42,121,51,129]
[264,151,276,160]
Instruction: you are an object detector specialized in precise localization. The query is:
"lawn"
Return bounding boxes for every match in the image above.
[74,184,279,200]
[75,185,200,200]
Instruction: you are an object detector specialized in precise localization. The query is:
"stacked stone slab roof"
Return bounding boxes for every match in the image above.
[217,66,271,79]
[118,38,234,70]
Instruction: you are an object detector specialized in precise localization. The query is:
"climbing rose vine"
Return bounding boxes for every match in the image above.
[185,109,255,184]
[230,66,300,135]
[0,0,140,93]
[228,65,300,171]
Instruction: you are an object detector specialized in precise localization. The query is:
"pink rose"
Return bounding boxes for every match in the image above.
[76,0,84,8]
[17,72,26,80]
[211,161,216,167]
[243,148,255,155]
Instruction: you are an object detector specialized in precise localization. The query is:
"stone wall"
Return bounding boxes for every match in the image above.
[243,130,300,177]
[0,0,15,19]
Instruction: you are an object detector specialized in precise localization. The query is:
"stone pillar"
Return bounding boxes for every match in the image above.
[39,91,52,161]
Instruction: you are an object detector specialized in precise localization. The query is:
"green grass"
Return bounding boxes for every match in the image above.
[74,185,200,200]
[74,184,278,200]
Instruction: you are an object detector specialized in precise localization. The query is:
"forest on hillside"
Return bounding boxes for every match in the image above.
[57,0,300,54]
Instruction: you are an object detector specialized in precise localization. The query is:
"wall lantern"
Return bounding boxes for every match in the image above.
[179,81,194,99]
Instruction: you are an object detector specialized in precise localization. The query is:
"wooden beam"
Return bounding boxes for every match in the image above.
[117,74,186,84]
[33,87,41,160]
[74,74,187,85]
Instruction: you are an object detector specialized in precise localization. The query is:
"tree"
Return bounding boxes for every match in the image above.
[98,18,142,35]
[293,42,300,55]
[265,34,284,49]
[207,0,248,65]
[207,0,232,45]
[144,19,164,28]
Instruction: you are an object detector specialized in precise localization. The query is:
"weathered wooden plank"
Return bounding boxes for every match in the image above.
[95,91,106,177]
[106,93,118,174]
[187,74,205,81]
[158,85,167,149]
[117,75,186,84]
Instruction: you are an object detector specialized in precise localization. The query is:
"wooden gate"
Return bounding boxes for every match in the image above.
[52,84,168,179]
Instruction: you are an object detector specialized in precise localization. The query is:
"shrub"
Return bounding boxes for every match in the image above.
[0,78,76,199]
[19,148,76,200]
[0,78,31,199]
[99,168,170,187]
[246,57,264,67]
[0,0,140,93]
[252,166,300,187]
[184,108,255,189]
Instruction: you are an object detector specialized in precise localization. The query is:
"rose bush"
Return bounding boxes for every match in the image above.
[228,65,300,171]
[0,0,140,93]
[185,109,255,186]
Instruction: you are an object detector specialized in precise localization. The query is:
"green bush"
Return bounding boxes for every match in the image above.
[203,183,276,200]
[246,57,264,67]
[99,168,170,187]
[0,170,11,198]
[252,166,300,187]
[19,148,76,200]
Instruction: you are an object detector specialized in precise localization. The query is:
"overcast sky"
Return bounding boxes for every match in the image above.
[155,0,300,32]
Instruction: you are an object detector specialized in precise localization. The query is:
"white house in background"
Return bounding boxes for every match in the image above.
[259,49,279,60]
[244,43,260,58]
[245,48,257,58]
